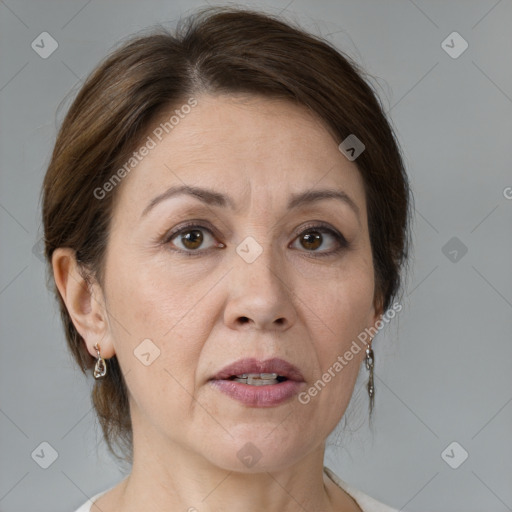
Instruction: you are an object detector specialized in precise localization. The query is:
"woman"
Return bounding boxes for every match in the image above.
[42,7,411,511]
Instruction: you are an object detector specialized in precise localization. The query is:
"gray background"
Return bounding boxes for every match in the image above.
[1,1,511,511]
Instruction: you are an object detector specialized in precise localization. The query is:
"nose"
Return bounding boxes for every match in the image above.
[223,245,297,332]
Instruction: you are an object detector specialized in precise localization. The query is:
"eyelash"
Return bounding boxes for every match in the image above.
[162,220,348,258]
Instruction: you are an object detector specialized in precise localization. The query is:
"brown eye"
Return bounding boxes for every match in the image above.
[300,231,323,250]
[180,229,203,250]
[291,225,348,256]
[167,225,221,253]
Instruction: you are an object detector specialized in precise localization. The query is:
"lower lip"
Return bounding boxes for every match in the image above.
[209,379,304,407]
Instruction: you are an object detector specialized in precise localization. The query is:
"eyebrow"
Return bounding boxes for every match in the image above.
[141,184,360,221]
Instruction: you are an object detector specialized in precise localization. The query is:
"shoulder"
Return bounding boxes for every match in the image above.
[324,466,399,512]
[72,489,110,512]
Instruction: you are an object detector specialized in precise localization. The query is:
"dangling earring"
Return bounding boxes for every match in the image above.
[365,338,375,412]
[93,343,107,379]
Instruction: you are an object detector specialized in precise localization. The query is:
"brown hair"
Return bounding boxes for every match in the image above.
[42,6,412,464]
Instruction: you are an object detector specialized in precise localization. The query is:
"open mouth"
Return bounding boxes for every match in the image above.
[228,373,289,386]
[210,359,304,407]
[209,357,304,405]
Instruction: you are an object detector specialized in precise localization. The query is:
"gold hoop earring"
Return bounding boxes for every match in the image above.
[93,343,107,379]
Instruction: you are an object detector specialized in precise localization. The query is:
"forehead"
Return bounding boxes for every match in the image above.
[113,94,366,217]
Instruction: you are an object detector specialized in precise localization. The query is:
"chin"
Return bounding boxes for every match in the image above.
[200,427,312,473]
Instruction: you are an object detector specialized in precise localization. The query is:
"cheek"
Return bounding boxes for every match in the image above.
[306,260,375,346]
[299,266,374,411]
[105,245,207,336]
[290,259,374,403]
[103,261,213,435]
[103,249,218,388]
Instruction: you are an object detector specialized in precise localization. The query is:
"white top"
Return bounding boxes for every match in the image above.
[324,467,399,511]
[73,466,398,512]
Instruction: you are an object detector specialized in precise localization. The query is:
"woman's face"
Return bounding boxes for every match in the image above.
[100,93,380,471]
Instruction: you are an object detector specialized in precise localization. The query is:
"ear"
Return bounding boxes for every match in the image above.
[52,248,115,359]
[369,292,385,333]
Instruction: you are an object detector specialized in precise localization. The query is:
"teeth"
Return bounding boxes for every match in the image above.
[233,372,280,385]
[234,373,278,379]
[260,373,278,379]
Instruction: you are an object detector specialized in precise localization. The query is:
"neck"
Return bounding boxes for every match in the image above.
[120,449,327,511]
[113,422,359,512]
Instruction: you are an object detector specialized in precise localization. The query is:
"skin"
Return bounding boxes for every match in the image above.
[53,94,383,512]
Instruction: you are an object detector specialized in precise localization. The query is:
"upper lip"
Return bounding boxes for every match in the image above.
[211,357,305,382]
